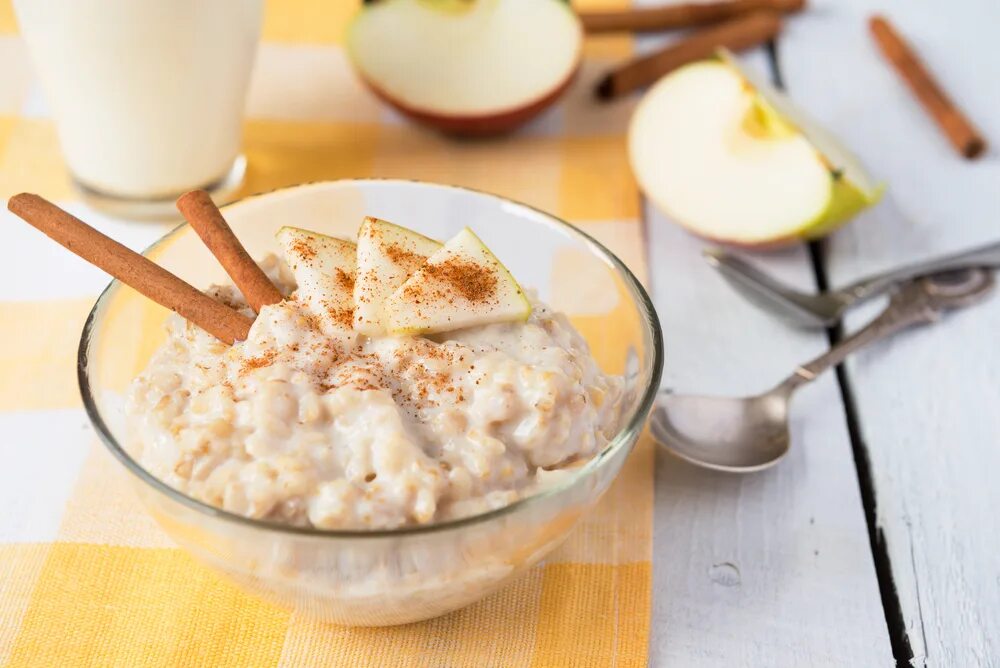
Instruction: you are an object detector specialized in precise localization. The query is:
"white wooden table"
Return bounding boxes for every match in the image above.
[642,0,1000,665]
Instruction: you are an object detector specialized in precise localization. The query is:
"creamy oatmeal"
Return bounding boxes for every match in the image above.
[126,240,624,531]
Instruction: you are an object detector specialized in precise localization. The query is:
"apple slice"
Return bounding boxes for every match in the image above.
[383,227,530,335]
[353,217,442,336]
[628,50,883,247]
[346,0,582,135]
[276,226,357,336]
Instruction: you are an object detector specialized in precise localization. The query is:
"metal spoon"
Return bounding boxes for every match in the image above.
[651,269,994,472]
[705,240,1000,328]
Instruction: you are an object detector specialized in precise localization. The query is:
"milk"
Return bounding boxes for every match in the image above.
[14,0,262,200]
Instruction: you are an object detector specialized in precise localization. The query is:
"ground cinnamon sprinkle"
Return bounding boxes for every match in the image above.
[328,305,354,330]
[404,256,497,305]
[334,267,354,292]
[241,350,276,374]
[385,243,424,272]
[355,270,377,305]
[289,238,317,262]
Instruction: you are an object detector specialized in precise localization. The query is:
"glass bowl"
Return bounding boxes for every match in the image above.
[78,180,663,626]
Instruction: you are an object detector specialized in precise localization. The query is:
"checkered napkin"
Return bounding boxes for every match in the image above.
[0,1,652,665]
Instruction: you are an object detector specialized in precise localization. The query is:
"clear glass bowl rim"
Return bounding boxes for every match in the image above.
[77,178,664,539]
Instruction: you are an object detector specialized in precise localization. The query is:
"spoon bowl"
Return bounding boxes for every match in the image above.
[651,388,791,471]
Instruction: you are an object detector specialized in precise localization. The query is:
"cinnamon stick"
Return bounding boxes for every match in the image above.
[596,11,782,100]
[176,190,283,313]
[580,0,804,34]
[7,193,254,344]
[869,15,985,159]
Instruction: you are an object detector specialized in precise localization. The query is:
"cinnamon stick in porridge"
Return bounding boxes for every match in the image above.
[7,193,254,344]
[176,190,284,312]
[595,11,783,100]
[869,15,986,159]
[579,0,804,34]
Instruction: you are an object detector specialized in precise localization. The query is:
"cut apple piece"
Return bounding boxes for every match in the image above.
[276,226,357,336]
[383,227,530,335]
[628,50,883,247]
[353,217,442,336]
[346,0,583,135]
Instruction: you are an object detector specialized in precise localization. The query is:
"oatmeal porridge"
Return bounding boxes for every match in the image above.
[125,220,624,530]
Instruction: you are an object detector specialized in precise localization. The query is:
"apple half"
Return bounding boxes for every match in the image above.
[383,227,531,334]
[347,0,583,135]
[628,50,883,247]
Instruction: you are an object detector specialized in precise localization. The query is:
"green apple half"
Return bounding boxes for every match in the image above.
[347,0,582,135]
[628,50,883,247]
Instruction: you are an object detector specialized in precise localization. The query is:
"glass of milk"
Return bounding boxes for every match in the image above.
[14,0,263,218]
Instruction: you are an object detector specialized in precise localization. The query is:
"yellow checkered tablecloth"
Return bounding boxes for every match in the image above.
[0,1,653,666]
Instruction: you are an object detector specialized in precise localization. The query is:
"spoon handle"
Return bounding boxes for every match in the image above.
[839,239,1000,304]
[781,270,993,391]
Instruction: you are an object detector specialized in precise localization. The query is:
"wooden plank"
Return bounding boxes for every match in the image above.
[779,0,1000,665]
[624,17,895,659]
[648,218,894,667]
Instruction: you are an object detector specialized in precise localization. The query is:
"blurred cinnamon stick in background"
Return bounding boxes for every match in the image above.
[596,11,782,101]
[869,15,986,159]
[580,0,804,34]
